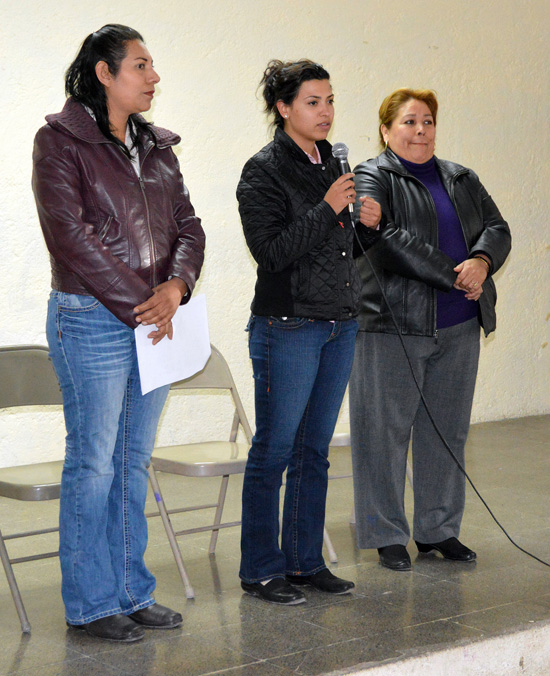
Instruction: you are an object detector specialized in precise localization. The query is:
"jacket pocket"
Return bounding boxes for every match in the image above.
[97,215,114,242]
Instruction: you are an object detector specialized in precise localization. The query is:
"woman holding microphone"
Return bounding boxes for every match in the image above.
[237,59,380,605]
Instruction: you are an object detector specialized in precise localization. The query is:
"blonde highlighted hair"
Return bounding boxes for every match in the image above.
[378,88,438,150]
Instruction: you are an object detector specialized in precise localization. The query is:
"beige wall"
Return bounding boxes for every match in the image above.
[1,0,548,467]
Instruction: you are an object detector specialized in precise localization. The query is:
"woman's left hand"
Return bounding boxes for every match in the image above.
[358,196,382,229]
[134,277,188,328]
[147,320,174,346]
[453,258,488,300]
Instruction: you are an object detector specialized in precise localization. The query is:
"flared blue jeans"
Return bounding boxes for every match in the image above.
[47,291,169,624]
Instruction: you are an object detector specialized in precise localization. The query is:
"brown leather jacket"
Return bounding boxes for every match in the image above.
[32,98,205,328]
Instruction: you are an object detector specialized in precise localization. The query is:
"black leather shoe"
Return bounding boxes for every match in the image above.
[241,577,306,605]
[416,537,476,562]
[286,568,355,594]
[67,614,145,642]
[378,545,412,571]
[128,603,183,629]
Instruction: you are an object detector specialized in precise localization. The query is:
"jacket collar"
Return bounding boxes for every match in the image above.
[45,97,181,149]
[274,127,333,164]
[377,147,468,182]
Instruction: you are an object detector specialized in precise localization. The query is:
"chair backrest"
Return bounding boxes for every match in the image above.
[171,345,234,391]
[169,345,253,444]
[0,346,62,409]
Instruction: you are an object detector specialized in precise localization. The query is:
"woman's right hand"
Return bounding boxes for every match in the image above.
[323,173,356,215]
[358,196,382,229]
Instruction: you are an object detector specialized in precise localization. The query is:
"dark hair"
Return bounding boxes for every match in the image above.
[378,88,438,150]
[260,59,330,129]
[65,24,152,156]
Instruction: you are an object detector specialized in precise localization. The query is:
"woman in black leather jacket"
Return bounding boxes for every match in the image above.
[236,60,379,605]
[350,88,511,572]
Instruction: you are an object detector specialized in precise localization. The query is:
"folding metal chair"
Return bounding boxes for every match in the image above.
[147,345,252,599]
[0,345,63,633]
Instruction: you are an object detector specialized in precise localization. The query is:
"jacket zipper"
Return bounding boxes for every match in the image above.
[447,175,470,257]
[402,174,440,338]
[116,142,158,288]
[120,141,156,290]
[59,123,160,289]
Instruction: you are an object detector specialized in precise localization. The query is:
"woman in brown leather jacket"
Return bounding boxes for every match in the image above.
[32,24,205,642]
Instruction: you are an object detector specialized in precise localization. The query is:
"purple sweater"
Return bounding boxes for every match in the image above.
[398,156,478,329]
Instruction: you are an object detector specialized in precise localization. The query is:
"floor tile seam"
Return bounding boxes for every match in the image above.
[4,654,98,676]
[286,645,409,676]
[1,646,88,673]
[375,624,488,664]
[192,657,274,676]
[362,570,453,588]
[322,652,411,676]
[392,615,550,662]
[84,652,154,676]
[443,600,520,623]
[264,636,365,662]
[295,594,395,620]
[296,612,398,641]
[179,625,312,661]
[377,603,477,625]
[377,617,478,634]
[89,651,263,676]
[451,614,550,636]
[450,617,500,633]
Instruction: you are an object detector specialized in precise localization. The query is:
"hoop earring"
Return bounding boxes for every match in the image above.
[384,140,388,150]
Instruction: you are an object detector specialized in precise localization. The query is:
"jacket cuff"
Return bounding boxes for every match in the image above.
[469,250,493,274]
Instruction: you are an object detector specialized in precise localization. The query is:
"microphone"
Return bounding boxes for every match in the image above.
[332,142,354,215]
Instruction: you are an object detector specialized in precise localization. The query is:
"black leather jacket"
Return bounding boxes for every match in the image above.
[32,98,205,328]
[237,128,377,321]
[353,149,511,336]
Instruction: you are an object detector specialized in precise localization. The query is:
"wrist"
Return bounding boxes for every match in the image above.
[323,198,339,216]
[167,275,188,298]
[473,256,490,272]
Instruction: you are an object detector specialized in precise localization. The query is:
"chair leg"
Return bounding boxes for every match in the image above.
[147,467,195,599]
[0,528,31,633]
[323,526,338,563]
[208,475,230,555]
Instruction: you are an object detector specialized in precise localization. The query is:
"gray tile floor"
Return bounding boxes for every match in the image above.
[1,415,550,675]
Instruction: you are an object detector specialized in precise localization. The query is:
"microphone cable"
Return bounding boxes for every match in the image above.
[351,216,550,569]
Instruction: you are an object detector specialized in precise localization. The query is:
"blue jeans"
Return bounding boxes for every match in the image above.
[46,291,169,624]
[240,315,358,583]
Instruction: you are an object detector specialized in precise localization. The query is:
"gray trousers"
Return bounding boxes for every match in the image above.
[349,318,480,548]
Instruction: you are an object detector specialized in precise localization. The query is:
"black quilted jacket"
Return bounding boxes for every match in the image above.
[237,129,377,320]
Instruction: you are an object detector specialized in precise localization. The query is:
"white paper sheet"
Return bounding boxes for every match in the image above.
[134,294,211,395]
